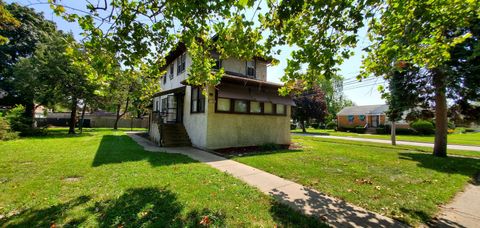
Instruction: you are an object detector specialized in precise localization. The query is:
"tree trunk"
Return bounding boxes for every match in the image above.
[301,121,306,133]
[391,121,396,146]
[114,97,130,130]
[433,70,448,157]
[114,104,121,130]
[24,99,36,128]
[79,103,87,134]
[68,98,78,134]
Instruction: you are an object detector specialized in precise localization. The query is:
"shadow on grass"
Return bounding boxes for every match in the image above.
[1,188,227,227]
[399,152,480,178]
[90,187,225,227]
[269,199,329,227]
[0,195,91,227]
[92,135,197,167]
[269,187,405,227]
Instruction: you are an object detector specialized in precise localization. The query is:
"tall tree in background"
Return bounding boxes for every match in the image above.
[363,1,479,157]
[382,63,424,145]
[13,33,99,134]
[318,75,353,123]
[292,82,328,133]
[0,2,56,118]
[0,1,20,45]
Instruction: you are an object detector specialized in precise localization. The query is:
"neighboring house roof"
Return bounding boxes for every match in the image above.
[337,104,388,116]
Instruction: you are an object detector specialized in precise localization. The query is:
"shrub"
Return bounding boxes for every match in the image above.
[465,128,476,133]
[396,128,417,135]
[448,121,456,130]
[337,126,355,132]
[290,124,297,130]
[355,126,366,134]
[0,117,19,141]
[5,105,48,136]
[376,127,387,134]
[259,143,282,151]
[6,105,32,133]
[326,121,337,129]
[411,120,435,135]
[310,123,320,129]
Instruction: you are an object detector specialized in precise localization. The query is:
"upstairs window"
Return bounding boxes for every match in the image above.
[177,53,186,74]
[191,87,205,113]
[162,74,167,84]
[246,60,255,77]
[212,54,222,70]
[169,64,174,80]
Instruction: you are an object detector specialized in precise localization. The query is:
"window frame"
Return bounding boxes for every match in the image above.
[169,64,174,80]
[212,54,222,70]
[177,53,186,75]
[245,60,256,78]
[215,96,287,116]
[190,87,205,113]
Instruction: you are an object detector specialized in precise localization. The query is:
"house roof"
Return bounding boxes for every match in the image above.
[337,104,388,116]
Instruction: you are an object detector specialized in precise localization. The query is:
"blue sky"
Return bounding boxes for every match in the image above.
[9,0,386,106]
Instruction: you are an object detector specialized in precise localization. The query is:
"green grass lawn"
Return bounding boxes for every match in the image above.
[0,129,324,227]
[292,128,480,146]
[233,136,480,225]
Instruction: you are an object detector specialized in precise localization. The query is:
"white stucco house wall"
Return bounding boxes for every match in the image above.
[149,42,293,150]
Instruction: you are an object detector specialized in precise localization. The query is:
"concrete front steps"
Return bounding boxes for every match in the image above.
[161,123,191,147]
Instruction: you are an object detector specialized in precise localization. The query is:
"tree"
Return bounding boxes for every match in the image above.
[13,33,99,134]
[318,75,353,123]
[0,0,20,45]
[381,63,423,145]
[0,2,57,119]
[362,1,479,157]
[51,0,268,88]
[292,82,328,133]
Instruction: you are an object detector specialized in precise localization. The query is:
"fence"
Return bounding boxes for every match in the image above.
[35,116,149,129]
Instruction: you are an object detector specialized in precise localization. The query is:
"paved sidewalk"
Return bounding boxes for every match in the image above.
[431,181,480,227]
[296,134,480,152]
[126,132,405,228]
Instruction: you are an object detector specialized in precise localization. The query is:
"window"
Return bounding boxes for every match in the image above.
[234,100,248,113]
[276,104,285,115]
[161,97,168,114]
[155,100,159,111]
[250,101,261,113]
[213,54,222,70]
[359,115,365,121]
[191,87,205,113]
[348,115,354,123]
[217,98,231,112]
[177,53,186,74]
[264,103,273,114]
[246,60,255,77]
[169,64,174,80]
[162,74,167,84]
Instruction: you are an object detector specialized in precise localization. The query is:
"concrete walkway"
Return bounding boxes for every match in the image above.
[295,134,480,152]
[430,180,480,228]
[126,132,405,227]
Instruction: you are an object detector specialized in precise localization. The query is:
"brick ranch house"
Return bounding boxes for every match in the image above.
[337,104,410,130]
[149,42,294,149]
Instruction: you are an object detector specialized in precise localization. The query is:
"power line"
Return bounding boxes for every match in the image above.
[343,82,385,91]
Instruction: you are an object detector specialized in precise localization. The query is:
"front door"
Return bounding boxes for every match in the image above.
[175,93,184,123]
[371,115,379,127]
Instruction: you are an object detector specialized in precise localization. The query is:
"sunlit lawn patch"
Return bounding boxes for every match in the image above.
[233,136,480,225]
[0,129,324,227]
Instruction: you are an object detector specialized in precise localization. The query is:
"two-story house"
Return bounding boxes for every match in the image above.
[149,42,293,150]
